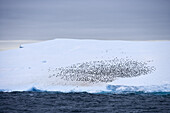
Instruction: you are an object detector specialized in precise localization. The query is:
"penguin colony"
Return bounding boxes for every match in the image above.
[49,58,155,83]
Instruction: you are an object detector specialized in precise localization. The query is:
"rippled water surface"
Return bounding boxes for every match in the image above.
[0,92,170,113]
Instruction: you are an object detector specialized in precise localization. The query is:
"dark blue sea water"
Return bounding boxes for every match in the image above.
[0,92,170,113]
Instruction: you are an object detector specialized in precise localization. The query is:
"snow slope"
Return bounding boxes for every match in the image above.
[0,39,170,93]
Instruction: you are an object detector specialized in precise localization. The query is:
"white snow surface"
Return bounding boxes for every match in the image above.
[0,39,170,93]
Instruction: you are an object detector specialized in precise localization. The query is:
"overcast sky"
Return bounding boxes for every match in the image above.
[0,0,170,40]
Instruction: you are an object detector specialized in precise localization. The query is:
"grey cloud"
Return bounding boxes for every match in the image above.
[0,0,170,40]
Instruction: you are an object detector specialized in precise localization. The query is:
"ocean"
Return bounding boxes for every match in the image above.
[0,92,170,113]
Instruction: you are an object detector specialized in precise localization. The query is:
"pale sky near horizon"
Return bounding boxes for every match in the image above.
[0,0,170,40]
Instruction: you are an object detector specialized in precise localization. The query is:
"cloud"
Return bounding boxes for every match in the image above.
[0,0,170,40]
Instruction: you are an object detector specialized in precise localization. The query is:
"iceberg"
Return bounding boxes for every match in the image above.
[0,39,170,93]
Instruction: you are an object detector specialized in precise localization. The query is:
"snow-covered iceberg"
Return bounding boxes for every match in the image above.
[0,39,170,93]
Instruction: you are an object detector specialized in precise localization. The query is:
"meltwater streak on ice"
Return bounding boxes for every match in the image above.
[0,39,170,93]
